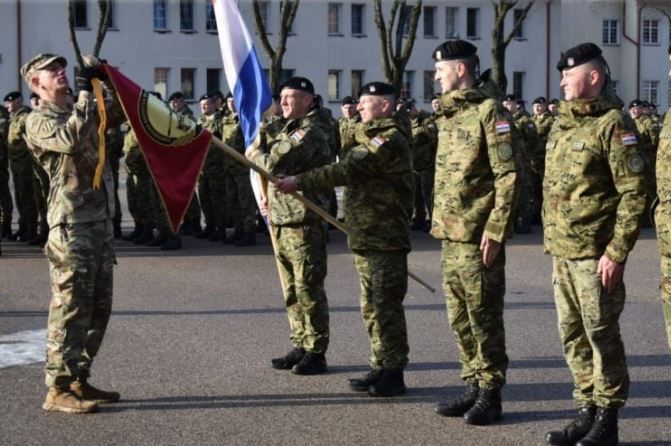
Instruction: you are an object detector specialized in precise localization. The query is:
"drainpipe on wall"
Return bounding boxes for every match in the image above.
[16,0,22,94]
[622,0,641,99]
[545,0,553,100]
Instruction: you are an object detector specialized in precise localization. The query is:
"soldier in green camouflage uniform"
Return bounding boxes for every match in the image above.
[338,96,361,156]
[532,97,555,225]
[5,92,38,241]
[222,98,256,245]
[122,128,156,243]
[543,43,650,446]
[430,41,518,426]
[654,48,671,352]
[313,95,341,223]
[406,101,437,231]
[22,54,124,413]
[629,99,658,228]
[276,81,413,396]
[247,77,331,375]
[0,105,13,239]
[105,124,124,238]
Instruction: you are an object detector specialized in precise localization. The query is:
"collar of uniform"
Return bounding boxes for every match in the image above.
[363,117,397,136]
[560,94,621,118]
[10,105,32,118]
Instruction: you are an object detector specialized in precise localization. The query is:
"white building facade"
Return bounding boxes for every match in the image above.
[1,0,669,115]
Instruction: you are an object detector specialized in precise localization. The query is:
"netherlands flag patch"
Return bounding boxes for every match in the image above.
[620,133,637,145]
[495,121,511,134]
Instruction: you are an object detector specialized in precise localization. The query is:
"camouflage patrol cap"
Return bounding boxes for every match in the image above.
[280,77,315,94]
[533,96,547,105]
[358,82,395,97]
[3,91,22,102]
[432,40,477,61]
[20,53,67,82]
[556,42,603,71]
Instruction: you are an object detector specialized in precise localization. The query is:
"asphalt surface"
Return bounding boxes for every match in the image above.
[1,224,670,445]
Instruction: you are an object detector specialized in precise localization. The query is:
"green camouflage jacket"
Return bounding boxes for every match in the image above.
[655,111,671,256]
[297,117,413,252]
[338,114,361,156]
[122,129,148,174]
[199,111,225,172]
[253,109,332,226]
[24,90,123,227]
[221,113,248,176]
[533,111,555,174]
[513,110,539,175]
[543,94,650,263]
[314,107,341,160]
[634,114,659,169]
[431,85,519,243]
[8,106,33,163]
[410,111,438,172]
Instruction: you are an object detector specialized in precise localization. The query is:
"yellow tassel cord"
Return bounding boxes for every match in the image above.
[92,78,107,189]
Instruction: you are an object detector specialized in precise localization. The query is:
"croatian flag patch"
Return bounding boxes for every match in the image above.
[371,136,386,147]
[290,129,306,142]
[620,133,638,145]
[495,121,511,134]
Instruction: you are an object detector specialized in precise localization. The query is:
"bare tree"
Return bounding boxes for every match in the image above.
[491,0,536,94]
[252,0,300,91]
[643,0,671,26]
[372,0,422,97]
[68,0,111,69]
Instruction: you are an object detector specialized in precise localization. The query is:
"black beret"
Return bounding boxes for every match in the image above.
[225,92,233,99]
[209,90,224,100]
[280,77,315,94]
[641,100,651,107]
[30,92,39,100]
[3,91,22,102]
[358,81,395,97]
[199,93,214,101]
[549,98,560,105]
[516,99,526,105]
[557,42,603,71]
[504,94,516,102]
[533,96,547,105]
[168,92,184,101]
[629,99,644,109]
[649,103,657,109]
[272,93,280,101]
[341,96,357,105]
[432,40,478,61]
[432,93,441,100]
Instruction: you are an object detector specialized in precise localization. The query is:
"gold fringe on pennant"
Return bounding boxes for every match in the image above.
[92,78,107,189]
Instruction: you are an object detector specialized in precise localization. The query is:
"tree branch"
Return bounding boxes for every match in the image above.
[373,0,392,81]
[93,0,110,58]
[67,0,85,68]
[252,0,276,60]
[504,0,535,47]
[400,0,422,62]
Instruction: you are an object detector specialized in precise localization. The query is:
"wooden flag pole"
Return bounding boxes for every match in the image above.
[211,137,437,294]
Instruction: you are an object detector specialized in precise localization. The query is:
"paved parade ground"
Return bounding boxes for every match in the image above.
[1,226,670,445]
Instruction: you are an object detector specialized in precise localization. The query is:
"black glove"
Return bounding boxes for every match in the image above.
[75,67,98,92]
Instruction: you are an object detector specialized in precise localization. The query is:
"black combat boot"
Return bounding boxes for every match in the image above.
[368,369,406,397]
[19,223,37,242]
[271,347,305,370]
[463,388,502,425]
[27,231,48,246]
[223,230,243,245]
[146,231,168,247]
[194,226,214,239]
[434,383,480,417]
[208,227,224,242]
[545,406,596,445]
[575,408,618,446]
[348,369,382,392]
[133,227,154,244]
[113,217,122,239]
[291,352,327,375]
[160,235,182,250]
[234,232,256,247]
[122,224,143,241]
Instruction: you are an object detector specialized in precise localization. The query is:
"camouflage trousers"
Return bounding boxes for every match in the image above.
[353,250,409,370]
[441,241,508,390]
[413,169,434,223]
[32,162,49,234]
[659,255,671,351]
[199,166,227,230]
[44,220,115,389]
[226,174,257,234]
[273,222,329,354]
[552,257,629,408]
[9,155,37,230]
[126,166,155,228]
[0,153,12,226]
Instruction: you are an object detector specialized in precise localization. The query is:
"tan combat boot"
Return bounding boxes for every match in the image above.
[42,388,99,413]
[70,381,121,403]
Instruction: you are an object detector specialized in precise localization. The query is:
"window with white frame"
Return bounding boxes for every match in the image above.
[423,71,435,102]
[181,68,196,100]
[153,0,167,30]
[106,0,117,29]
[328,3,342,34]
[445,7,458,39]
[257,1,270,33]
[401,4,412,36]
[180,0,194,32]
[401,71,414,99]
[513,71,525,101]
[73,0,88,28]
[351,4,365,35]
[154,67,169,99]
[207,69,221,94]
[513,9,526,39]
[328,70,341,102]
[642,80,659,105]
[351,70,364,97]
[642,19,659,44]
[466,8,479,39]
[206,1,217,32]
[424,6,436,38]
[602,19,619,45]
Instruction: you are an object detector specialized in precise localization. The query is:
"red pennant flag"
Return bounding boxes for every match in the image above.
[103,65,211,233]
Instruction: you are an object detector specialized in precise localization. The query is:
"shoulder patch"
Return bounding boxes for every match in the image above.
[290,128,306,142]
[627,153,645,173]
[276,140,292,155]
[495,121,511,135]
[497,143,513,161]
[620,133,638,145]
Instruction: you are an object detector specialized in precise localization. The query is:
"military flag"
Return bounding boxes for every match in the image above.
[103,65,211,233]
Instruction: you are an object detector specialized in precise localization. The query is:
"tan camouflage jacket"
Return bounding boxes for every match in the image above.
[122,129,148,174]
[543,94,650,263]
[297,117,413,253]
[24,90,123,228]
[533,111,554,175]
[221,113,247,176]
[338,114,361,156]
[513,110,539,177]
[8,106,33,163]
[634,114,658,170]
[410,111,438,172]
[252,109,332,226]
[314,107,340,160]
[655,112,671,256]
[199,111,225,171]
[431,86,519,244]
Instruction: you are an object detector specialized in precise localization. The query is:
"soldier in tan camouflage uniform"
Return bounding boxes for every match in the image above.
[430,40,518,426]
[532,96,554,225]
[654,46,671,353]
[5,91,38,242]
[122,128,156,244]
[338,96,360,156]
[247,77,331,375]
[276,81,413,396]
[543,43,650,446]
[22,53,124,413]
[0,104,13,239]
